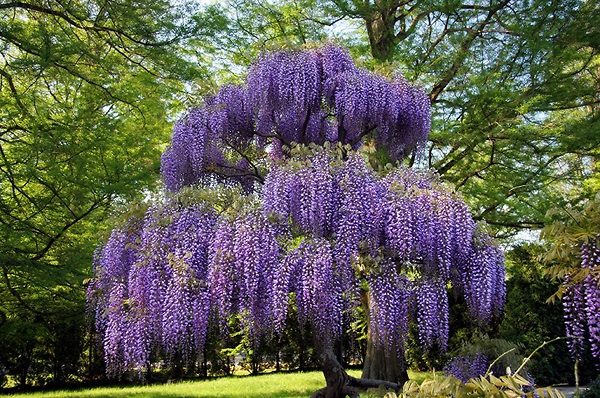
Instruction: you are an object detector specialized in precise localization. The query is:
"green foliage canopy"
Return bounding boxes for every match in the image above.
[0,0,208,385]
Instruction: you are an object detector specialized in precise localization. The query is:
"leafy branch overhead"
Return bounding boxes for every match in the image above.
[0,1,207,321]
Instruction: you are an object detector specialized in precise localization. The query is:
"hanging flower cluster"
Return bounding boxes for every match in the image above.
[562,240,600,360]
[367,262,411,353]
[160,45,431,191]
[462,239,506,323]
[209,212,280,340]
[87,202,217,376]
[89,149,505,376]
[443,353,489,383]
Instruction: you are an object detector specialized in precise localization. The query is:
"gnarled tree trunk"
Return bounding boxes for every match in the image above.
[360,288,409,386]
[362,329,408,385]
[312,348,399,398]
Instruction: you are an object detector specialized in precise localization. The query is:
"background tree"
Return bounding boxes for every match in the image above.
[498,244,574,385]
[0,0,211,386]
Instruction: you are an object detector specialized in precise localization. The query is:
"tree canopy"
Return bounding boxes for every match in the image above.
[0,0,206,385]
[195,0,600,235]
[87,45,507,397]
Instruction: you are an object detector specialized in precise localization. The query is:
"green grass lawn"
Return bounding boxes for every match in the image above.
[6,370,430,398]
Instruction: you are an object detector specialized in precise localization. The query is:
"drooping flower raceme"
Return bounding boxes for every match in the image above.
[415,278,449,350]
[563,240,600,360]
[581,242,600,358]
[88,201,217,376]
[294,239,344,342]
[444,353,489,383]
[462,241,506,324]
[367,262,411,354]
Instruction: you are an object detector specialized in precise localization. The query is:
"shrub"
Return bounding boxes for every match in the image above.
[452,335,524,377]
[373,373,561,398]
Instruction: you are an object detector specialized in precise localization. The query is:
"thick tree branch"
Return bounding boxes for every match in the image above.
[434,138,481,175]
[475,153,564,221]
[0,67,26,111]
[456,138,496,187]
[479,219,545,229]
[0,29,142,113]
[220,137,265,183]
[0,262,46,316]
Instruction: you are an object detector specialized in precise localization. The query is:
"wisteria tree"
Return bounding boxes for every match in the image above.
[87,45,506,397]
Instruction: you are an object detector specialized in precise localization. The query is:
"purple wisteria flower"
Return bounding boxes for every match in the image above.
[88,45,508,378]
[160,45,431,191]
[444,353,489,383]
[563,239,600,360]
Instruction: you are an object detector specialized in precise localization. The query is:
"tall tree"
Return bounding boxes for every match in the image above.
[89,45,507,396]
[0,0,207,385]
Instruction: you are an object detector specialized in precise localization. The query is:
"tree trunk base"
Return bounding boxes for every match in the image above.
[361,336,408,385]
[312,349,400,398]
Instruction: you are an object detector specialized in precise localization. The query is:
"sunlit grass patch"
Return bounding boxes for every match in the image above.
[8,369,435,398]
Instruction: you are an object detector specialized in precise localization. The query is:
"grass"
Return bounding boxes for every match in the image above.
[6,370,431,398]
